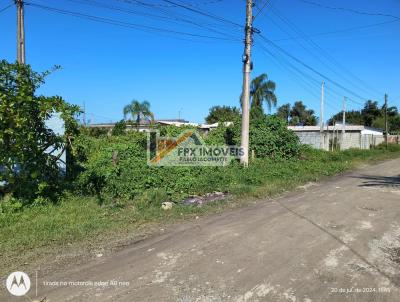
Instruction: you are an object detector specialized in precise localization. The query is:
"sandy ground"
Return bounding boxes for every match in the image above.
[2,158,400,302]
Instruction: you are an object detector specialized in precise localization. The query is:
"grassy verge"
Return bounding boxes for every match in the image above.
[1,145,400,274]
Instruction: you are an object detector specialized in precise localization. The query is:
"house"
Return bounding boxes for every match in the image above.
[288,125,384,150]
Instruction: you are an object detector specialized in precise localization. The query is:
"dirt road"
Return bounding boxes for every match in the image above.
[3,159,400,301]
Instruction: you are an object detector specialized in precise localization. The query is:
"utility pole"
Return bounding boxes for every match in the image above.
[341,96,346,150]
[240,0,253,167]
[178,108,182,121]
[16,0,26,64]
[342,96,346,135]
[82,102,87,126]
[385,93,388,149]
[319,81,325,150]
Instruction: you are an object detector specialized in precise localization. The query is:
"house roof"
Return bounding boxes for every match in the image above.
[288,125,383,132]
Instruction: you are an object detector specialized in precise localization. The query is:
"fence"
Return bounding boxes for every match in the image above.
[294,132,396,151]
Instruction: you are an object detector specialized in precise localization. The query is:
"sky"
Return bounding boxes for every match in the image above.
[0,0,399,124]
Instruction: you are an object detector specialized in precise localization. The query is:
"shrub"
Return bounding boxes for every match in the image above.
[79,126,109,138]
[249,115,300,159]
[73,131,235,202]
[72,115,300,204]
[0,60,79,202]
[111,120,127,136]
[204,115,300,159]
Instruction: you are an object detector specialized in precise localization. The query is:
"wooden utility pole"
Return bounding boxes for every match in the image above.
[319,81,325,150]
[240,0,253,167]
[385,93,388,149]
[16,0,26,64]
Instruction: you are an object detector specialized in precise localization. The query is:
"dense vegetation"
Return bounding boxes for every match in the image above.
[0,61,79,204]
[205,105,240,124]
[72,114,300,204]
[276,101,318,126]
[328,99,400,133]
[2,143,400,274]
[1,63,400,272]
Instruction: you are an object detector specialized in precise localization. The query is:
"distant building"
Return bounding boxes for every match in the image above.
[288,125,383,136]
[86,119,191,132]
[288,125,384,150]
[86,119,231,133]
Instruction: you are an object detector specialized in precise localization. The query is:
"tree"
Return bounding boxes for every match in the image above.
[362,100,381,126]
[328,110,363,126]
[373,108,400,133]
[0,60,79,201]
[288,101,318,126]
[123,100,154,129]
[390,115,400,133]
[328,100,400,129]
[205,105,240,124]
[249,73,277,113]
[276,103,291,123]
[111,119,127,136]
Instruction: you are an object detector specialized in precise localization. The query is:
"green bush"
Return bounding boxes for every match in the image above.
[73,131,236,202]
[205,115,300,159]
[249,115,300,159]
[72,116,301,203]
[111,120,127,136]
[0,60,79,202]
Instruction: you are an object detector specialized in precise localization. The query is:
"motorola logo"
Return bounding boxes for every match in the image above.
[6,271,31,296]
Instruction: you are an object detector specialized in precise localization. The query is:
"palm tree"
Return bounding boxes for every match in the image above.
[123,100,154,129]
[250,73,277,112]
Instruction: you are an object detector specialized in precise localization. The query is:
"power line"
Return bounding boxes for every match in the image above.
[257,33,367,105]
[253,0,271,20]
[26,2,241,41]
[272,19,399,42]
[112,0,242,38]
[255,39,344,113]
[266,4,383,99]
[256,42,343,120]
[161,0,243,28]
[299,0,400,20]
[117,0,225,8]
[65,0,241,40]
[0,2,12,13]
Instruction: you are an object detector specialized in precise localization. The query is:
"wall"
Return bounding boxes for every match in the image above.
[294,131,387,151]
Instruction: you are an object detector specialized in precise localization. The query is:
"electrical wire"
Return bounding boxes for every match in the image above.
[0,2,12,13]
[26,1,241,41]
[298,0,400,21]
[257,34,367,105]
[254,0,394,103]
[112,0,243,39]
[119,0,225,8]
[255,38,344,113]
[65,0,242,40]
[161,0,242,28]
[272,19,399,42]
[268,4,383,99]
[253,0,271,20]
